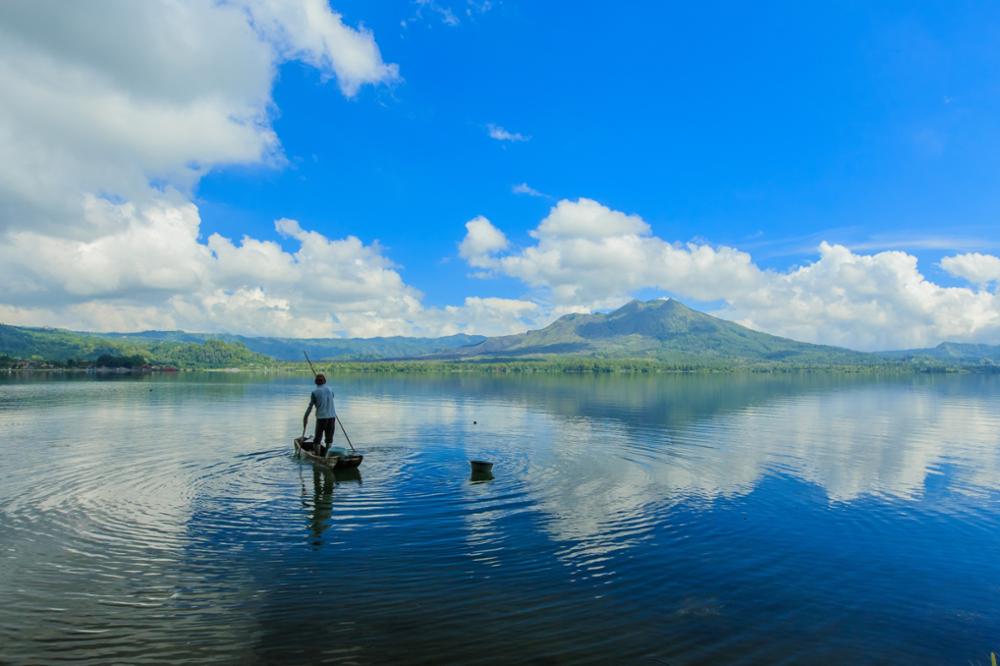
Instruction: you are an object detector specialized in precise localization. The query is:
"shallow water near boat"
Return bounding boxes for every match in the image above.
[2,372,1000,664]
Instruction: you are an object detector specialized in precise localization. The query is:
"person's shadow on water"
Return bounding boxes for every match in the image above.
[309,466,334,548]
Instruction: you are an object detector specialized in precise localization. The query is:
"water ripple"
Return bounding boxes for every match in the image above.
[2,374,1000,663]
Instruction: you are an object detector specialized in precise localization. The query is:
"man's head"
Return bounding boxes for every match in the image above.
[315,373,326,385]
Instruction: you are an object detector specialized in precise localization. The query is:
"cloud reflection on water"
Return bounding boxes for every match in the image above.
[358,375,1000,548]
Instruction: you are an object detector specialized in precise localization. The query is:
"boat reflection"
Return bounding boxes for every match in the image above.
[302,465,363,548]
[469,469,494,483]
[332,467,362,484]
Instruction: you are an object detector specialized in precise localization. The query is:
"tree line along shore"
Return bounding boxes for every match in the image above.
[2,355,988,376]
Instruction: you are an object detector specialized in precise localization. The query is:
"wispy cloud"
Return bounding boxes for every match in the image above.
[737,227,1000,261]
[401,0,460,28]
[399,0,461,28]
[466,1,494,17]
[487,123,529,142]
[512,182,546,197]
[847,235,1000,252]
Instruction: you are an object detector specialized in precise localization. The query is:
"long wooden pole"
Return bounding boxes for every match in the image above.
[303,351,319,376]
[337,419,356,453]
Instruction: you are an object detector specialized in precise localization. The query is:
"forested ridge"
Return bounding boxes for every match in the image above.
[0,325,270,369]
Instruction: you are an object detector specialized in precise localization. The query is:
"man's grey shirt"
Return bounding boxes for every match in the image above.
[309,385,336,419]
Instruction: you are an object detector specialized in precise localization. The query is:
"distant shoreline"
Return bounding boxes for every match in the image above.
[4,359,992,376]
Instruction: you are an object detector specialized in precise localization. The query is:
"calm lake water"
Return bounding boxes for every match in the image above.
[2,372,1000,664]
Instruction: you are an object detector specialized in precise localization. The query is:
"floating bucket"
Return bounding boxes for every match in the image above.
[470,460,494,473]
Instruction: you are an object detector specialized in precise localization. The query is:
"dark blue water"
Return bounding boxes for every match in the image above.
[1,373,999,664]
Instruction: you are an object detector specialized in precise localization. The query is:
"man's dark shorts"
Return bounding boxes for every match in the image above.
[314,417,335,450]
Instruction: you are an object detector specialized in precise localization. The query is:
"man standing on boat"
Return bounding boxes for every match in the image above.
[304,373,336,456]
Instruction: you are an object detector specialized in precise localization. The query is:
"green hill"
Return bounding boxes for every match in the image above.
[880,342,1000,365]
[445,299,875,365]
[97,330,485,361]
[0,324,270,369]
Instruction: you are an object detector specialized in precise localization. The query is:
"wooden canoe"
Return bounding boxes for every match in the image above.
[294,437,364,469]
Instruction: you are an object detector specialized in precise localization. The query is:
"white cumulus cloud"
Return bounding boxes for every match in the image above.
[721,243,1000,350]
[0,197,545,338]
[0,2,548,339]
[458,216,509,268]
[459,198,1000,350]
[239,0,400,96]
[423,297,544,337]
[940,252,1000,286]
[0,0,398,236]
[531,197,648,239]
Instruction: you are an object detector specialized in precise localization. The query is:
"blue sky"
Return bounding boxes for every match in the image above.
[199,1,1000,300]
[1,1,999,348]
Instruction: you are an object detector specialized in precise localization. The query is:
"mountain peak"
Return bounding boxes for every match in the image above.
[609,297,680,316]
[451,297,868,363]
